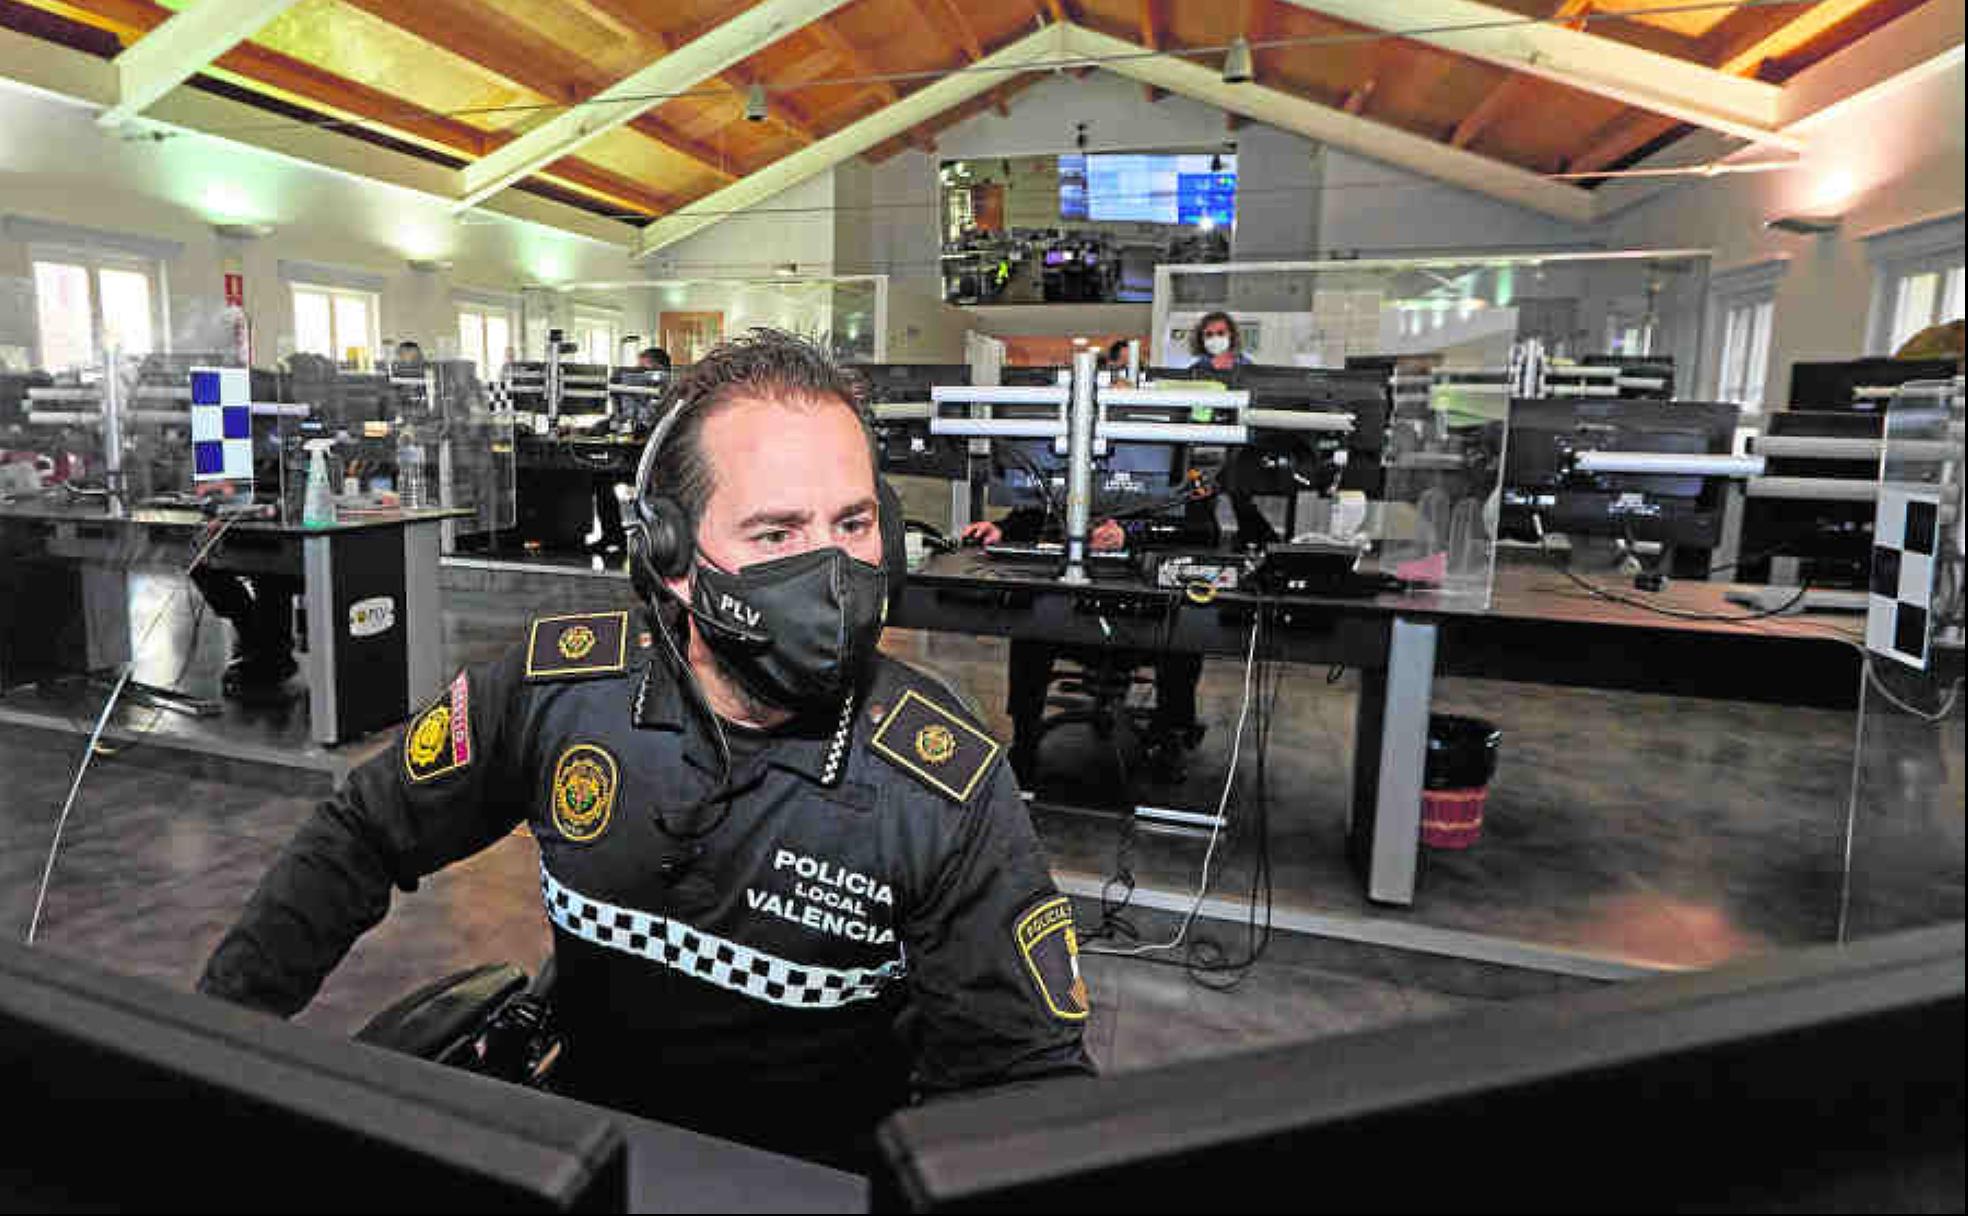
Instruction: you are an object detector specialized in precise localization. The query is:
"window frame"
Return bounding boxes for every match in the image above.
[457,304,517,382]
[1862,213,1966,356]
[290,281,382,367]
[27,243,169,370]
[1704,259,1786,415]
[570,305,621,367]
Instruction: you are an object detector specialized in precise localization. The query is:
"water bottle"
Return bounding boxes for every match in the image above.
[396,421,426,509]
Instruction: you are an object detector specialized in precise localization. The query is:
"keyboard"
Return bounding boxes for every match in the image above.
[982,542,1134,575]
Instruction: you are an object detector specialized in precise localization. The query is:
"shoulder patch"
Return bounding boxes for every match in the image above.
[404,670,474,783]
[1014,895,1091,1022]
[526,611,629,681]
[868,687,1002,804]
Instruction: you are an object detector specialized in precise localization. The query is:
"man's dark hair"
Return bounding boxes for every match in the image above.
[1188,311,1240,358]
[646,328,875,529]
[394,340,423,358]
[638,346,672,370]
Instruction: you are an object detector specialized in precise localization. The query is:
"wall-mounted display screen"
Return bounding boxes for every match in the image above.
[1057,154,1238,226]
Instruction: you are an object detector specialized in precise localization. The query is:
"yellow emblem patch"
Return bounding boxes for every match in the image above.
[407,705,449,768]
[1015,896,1091,1022]
[557,623,597,661]
[868,688,1002,805]
[403,671,473,784]
[914,723,956,766]
[550,743,618,843]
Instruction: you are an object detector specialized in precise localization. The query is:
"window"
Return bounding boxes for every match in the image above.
[1705,259,1784,414]
[292,283,379,367]
[1863,215,1965,355]
[1885,263,1964,353]
[31,255,161,371]
[1716,299,1774,408]
[571,310,618,366]
[458,308,514,381]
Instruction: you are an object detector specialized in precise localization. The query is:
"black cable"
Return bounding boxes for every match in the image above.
[1558,566,1812,622]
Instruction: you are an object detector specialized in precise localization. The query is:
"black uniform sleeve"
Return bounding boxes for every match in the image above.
[196,645,531,1016]
[899,763,1097,1095]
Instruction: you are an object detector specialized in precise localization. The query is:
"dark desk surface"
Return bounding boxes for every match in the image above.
[909,548,1869,646]
[0,498,470,535]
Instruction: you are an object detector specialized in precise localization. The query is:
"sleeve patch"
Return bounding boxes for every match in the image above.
[525,611,629,680]
[868,688,1001,804]
[1014,896,1091,1022]
[404,670,473,784]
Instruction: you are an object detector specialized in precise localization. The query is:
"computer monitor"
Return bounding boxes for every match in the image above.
[855,364,971,403]
[874,922,1965,1212]
[0,938,628,1211]
[987,438,1182,518]
[1790,357,1960,411]
[1501,398,1740,554]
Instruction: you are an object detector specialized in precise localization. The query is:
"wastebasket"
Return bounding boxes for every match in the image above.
[1421,714,1500,849]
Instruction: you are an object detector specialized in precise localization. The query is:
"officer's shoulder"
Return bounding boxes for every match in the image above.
[861,656,1005,808]
[521,608,640,683]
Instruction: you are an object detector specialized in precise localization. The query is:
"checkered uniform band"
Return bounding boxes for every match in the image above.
[540,866,901,1009]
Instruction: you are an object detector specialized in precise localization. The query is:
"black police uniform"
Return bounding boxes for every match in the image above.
[199,608,1095,1167]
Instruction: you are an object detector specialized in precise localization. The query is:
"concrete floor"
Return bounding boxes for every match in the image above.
[1,561,1960,1079]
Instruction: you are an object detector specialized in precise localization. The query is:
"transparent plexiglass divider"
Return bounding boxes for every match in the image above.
[1842,376,1965,942]
[429,358,516,543]
[1375,383,1508,612]
[1152,252,1711,391]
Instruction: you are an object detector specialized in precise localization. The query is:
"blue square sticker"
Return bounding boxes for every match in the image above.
[221,404,251,439]
[190,370,221,405]
[194,441,225,475]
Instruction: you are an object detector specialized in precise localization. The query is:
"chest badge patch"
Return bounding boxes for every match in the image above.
[869,688,1001,804]
[403,671,473,783]
[551,743,618,843]
[914,723,956,765]
[1014,896,1091,1022]
[557,623,597,661]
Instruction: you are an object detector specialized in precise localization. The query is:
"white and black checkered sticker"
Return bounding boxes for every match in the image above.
[1866,485,1941,670]
[540,866,902,1009]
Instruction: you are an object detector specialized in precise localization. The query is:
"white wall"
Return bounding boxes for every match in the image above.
[0,79,639,371]
[1316,147,1595,256]
[1596,56,1965,406]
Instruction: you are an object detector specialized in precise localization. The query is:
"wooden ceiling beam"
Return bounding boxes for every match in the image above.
[933,0,986,62]
[1270,0,1798,148]
[1063,22,1595,222]
[1450,0,1593,150]
[640,24,1076,255]
[1341,77,1375,114]
[1138,0,1164,101]
[20,0,671,214]
[1716,0,1878,77]
[1566,0,1892,174]
[806,14,900,104]
[97,0,302,126]
[562,0,821,145]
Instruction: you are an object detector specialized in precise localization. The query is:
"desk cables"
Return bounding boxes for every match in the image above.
[25,518,234,946]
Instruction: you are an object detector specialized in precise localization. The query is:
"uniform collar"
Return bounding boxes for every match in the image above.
[632,655,858,787]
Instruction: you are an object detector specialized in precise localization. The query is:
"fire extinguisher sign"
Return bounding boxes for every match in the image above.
[224,272,245,308]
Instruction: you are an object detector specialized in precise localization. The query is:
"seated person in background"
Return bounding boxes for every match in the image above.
[1104,338,1134,386]
[1188,310,1253,373]
[199,330,1093,1169]
[961,498,1211,785]
[588,346,673,555]
[392,339,424,370]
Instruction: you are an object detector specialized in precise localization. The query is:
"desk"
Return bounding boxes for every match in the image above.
[0,500,468,746]
[898,551,1865,906]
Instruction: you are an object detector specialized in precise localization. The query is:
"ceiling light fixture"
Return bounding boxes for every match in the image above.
[211,221,274,239]
[745,83,769,123]
[1222,37,1254,84]
[1765,214,1842,235]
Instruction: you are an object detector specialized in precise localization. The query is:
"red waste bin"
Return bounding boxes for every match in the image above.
[1421,715,1500,850]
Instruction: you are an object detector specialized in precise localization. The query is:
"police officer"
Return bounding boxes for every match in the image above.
[198,329,1095,1168]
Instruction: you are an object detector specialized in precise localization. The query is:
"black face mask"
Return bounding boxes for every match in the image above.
[689,546,888,712]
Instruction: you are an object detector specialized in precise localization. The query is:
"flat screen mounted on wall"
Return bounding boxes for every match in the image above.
[1058,154,1238,226]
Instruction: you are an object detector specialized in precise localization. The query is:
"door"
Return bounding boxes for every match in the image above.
[659,312,724,365]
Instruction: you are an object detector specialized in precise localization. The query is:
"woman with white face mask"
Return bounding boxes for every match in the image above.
[1188,310,1252,371]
